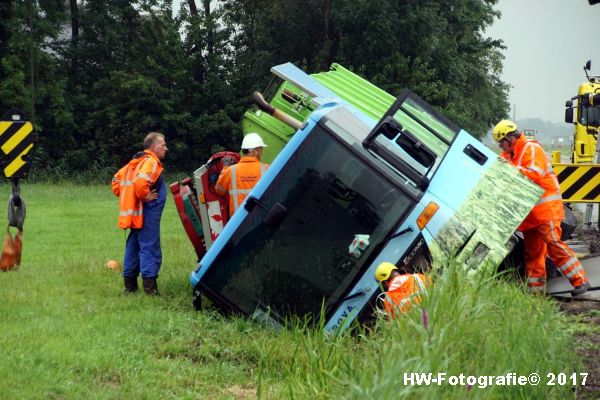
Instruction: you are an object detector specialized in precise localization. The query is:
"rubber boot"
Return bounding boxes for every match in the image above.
[571,281,590,297]
[142,278,159,296]
[123,275,138,294]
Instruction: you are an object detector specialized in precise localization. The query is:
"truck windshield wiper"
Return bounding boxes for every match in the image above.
[327,289,368,312]
[380,226,414,247]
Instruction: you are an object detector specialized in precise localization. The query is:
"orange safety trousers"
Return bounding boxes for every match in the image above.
[523,220,589,293]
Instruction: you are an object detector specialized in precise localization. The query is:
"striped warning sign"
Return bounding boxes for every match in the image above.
[0,119,35,178]
[553,164,600,203]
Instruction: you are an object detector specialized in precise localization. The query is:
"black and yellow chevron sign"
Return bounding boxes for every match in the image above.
[553,164,600,203]
[0,118,35,179]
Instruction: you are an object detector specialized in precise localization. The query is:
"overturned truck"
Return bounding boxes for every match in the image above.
[171,63,542,332]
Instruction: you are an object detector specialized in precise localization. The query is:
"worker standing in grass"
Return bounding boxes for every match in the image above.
[492,120,590,296]
[215,132,269,217]
[112,132,168,295]
[375,262,429,318]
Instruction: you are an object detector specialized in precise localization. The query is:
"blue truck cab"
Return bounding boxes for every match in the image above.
[189,63,541,332]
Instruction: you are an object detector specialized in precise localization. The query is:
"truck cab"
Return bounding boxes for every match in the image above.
[189,63,542,332]
[565,60,600,164]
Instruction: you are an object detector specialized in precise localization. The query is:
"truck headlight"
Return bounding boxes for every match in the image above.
[465,242,490,271]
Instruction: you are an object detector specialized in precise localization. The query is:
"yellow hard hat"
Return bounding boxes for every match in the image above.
[492,119,518,142]
[375,262,398,282]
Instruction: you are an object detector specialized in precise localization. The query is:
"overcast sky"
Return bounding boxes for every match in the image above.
[485,0,600,123]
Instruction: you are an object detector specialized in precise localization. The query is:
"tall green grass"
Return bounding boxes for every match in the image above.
[0,183,583,399]
[257,269,581,399]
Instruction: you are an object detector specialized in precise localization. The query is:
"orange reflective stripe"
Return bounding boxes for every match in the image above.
[134,152,163,199]
[119,209,143,217]
[387,274,409,291]
[516,142,545,176]
[118,159,146,228]
[535,193,562,206]
[231,165,239,211]
[137,172,152,182]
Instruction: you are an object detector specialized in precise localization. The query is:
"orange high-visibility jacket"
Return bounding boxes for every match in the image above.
[112,150,163,229]
[383,273,429,318]
[500,135,563,231]
[215,156,268,216]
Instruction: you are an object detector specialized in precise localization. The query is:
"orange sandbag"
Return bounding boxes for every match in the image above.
[14,229,22,266]
[0,227,22,271]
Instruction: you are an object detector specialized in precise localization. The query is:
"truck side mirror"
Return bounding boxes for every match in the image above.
[565,100,573,107]
[565,107,574,123]
[585,60,591,71]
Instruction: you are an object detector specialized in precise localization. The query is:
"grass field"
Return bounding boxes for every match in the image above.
[0,183,586,399]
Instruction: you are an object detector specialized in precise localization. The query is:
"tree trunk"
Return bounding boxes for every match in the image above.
[70,0,79,46]
[69,0,79,86]
[26,0,35,122]
[203,0,213,65]
[322,0,338,70]
[187,0,198,16]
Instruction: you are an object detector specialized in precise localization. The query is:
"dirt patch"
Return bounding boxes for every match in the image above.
[226,385,256,399]
[558,300,600,399]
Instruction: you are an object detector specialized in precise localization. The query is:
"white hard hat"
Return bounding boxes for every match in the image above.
[241,133,268,150]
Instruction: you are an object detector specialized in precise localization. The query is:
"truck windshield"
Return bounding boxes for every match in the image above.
[202,124,414,324]
[579,104,600,127]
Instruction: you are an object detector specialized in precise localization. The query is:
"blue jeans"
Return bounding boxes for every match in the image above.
[123,176,166,278]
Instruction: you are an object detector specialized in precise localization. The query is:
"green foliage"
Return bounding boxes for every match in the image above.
[1,0,510,174]
[0,184,582,398]
[262,265,582,399]
[0,55,30,112]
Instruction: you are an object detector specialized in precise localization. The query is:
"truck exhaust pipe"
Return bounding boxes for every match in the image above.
[252,91,303,130]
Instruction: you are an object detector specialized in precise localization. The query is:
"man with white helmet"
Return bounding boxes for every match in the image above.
[216,132,269,217]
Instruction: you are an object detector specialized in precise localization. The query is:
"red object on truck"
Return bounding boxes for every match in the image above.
[170,151,240,258]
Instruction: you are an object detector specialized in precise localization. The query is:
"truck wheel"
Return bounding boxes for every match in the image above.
[192,285,202,311]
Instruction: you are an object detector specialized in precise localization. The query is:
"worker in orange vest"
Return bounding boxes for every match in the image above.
[215,132,269,217]
[112,132,167,295]
[375,262,429,318]
[492,120,590,296]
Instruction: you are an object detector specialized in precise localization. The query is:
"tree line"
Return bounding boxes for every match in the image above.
[0,0,509,175]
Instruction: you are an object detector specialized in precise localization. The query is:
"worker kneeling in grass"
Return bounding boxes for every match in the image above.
[375,262,429,319]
